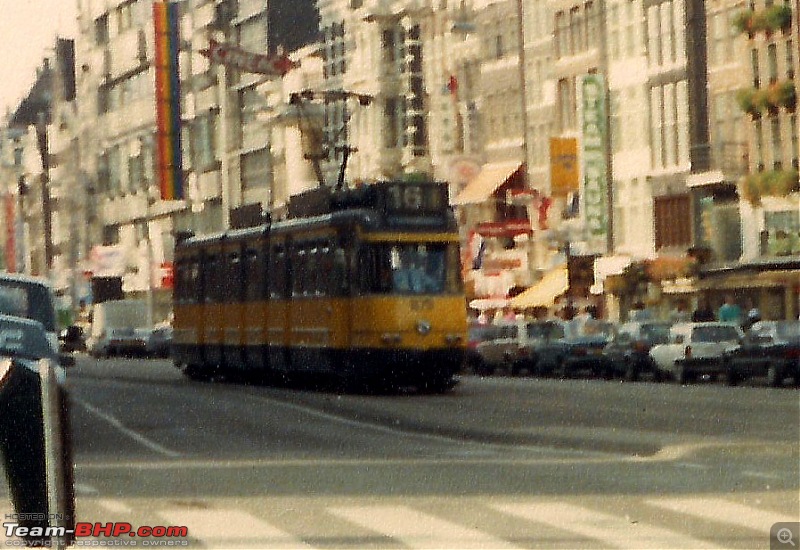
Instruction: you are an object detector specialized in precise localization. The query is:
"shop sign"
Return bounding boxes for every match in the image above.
[475,220,532,237]
[580,74,609,254]
[199,39,298,76]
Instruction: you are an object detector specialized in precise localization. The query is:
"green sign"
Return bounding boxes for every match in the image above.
[581,74,608,253]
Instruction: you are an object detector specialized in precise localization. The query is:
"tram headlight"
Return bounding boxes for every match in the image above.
[416,320,432,336]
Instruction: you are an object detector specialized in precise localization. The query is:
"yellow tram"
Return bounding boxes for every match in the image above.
[172,181,467,392]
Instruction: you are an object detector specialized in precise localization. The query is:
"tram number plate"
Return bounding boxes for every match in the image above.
[409,298,434,311]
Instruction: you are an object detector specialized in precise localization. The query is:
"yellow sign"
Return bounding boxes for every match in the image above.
[549,138,579,197]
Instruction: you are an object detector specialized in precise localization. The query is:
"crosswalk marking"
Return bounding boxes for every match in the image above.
[647,497,800,532]
[330,505,522,549]
[4,493,797,549]
[158,509,314,549]
[491,502,720,549]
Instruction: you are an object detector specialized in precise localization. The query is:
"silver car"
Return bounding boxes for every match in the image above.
[649,322,743,384]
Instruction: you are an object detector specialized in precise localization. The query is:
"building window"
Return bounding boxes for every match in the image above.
[786,40,795,79]
[754,118,765,170]
[558,78,575,131]
[194,113,217,171]
[623,0,637,57]
[555,11,568,58]
[768,44,779,84]
[238,18,266,53]
[95,14,109,46]
[585,1,598,48]
[128,153,144,192]
[241,148,270,190]
[610,90,622,152]
[608,3,620,60]
[654,195,691,248]
[770,115,783,168]
[117,0,135,34]
[751,49,760,88]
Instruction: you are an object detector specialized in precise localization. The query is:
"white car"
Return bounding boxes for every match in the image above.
[649,322,743,384]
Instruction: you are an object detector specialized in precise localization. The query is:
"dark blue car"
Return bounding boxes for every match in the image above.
[533,319,615,378]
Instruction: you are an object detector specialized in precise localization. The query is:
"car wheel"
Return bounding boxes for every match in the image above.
[766,365,782,387]
[726,367,740,386]
[624,359,639,382]
[473,359,494,377]
[676,364,689,385]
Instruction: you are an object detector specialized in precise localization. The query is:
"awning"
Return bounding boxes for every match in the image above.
[468,297,510,311]
[452,161,522,205]
[509,266,569,309]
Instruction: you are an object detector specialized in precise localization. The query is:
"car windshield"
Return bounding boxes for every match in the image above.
[0,280,56,332]
[468,324,503,343]
[526,322,565,340]
[568,320,614,338]
[774,321,800,341]
[692,325,741,343]
[640,323,672,344]
[0,315,53,361]
[359,243,461,295]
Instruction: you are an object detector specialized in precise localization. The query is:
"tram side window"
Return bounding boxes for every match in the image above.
[203,254,221,303]
[179,257,202,304]
[224,250,244,302]
[331,246,349,296]
[268,246,286,299]
[245,247,266,302]
[307,247,319,297]
[291,249,306,297]
[445,244,463,294]
[358,245,392,294]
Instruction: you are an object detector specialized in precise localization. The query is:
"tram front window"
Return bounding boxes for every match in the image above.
[360,243,459,295]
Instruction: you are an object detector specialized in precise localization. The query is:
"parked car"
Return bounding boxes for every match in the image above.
[603,321,672,381]
[145,323,173,358]
[93,327,153,358]
[649,322,743,384]
[512,320,567,375]
[470,320,566,376]
[534,319,615,378]
[465,322,504,374]
[723,320,800,387]
[470,321,524,376]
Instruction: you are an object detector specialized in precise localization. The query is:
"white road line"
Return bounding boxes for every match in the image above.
[647,497,800,532]
[75,398,181,458]
[158,509,313,549]
[741,470,783,480]
[242,393,614,458]
[492,502,720,549]
[329,505,522,549]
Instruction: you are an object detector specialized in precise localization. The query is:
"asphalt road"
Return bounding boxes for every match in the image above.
[2,356,798,549]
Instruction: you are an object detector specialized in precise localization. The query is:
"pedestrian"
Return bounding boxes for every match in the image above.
[718,294,742,324]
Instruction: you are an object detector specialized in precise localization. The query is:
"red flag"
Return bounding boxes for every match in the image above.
[447,75,458,98]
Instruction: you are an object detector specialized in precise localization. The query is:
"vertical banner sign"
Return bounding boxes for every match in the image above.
[153,1,184,201]
[580,74,608,254]
[549,137,579,198]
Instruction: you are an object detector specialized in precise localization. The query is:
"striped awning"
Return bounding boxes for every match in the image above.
[510,267,569,309]
[452,161,522,205]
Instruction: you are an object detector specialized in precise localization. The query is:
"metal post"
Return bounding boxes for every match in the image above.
[38,359,71,549]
